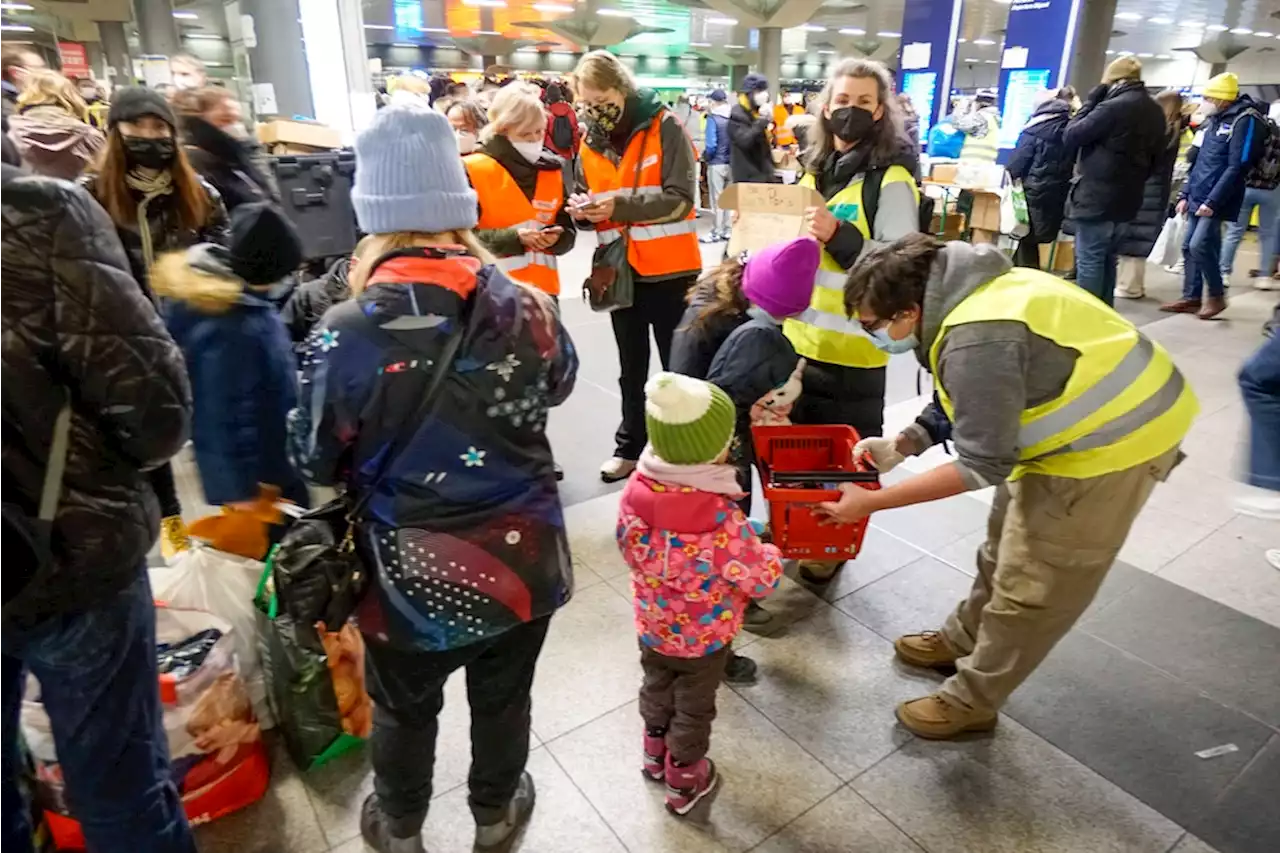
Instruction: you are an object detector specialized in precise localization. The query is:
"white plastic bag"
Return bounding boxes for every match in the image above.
[152,546,272,727]
[1148,215,1184,267]
[1000,181,1030,238]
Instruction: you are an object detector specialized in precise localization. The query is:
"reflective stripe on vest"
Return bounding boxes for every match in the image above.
[959,113,1000,164]
[930,269,1198,480]
[463,153,563,295]
[578,109,700,278]
[783,167,918,370]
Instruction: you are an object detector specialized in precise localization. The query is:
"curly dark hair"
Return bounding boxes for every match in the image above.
[683,256,748,331]
[843,233,942,320]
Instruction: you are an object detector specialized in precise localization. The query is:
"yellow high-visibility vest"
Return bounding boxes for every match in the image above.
[931,268,1198,480]
[959,112,1000,164]
[784,165,919,369]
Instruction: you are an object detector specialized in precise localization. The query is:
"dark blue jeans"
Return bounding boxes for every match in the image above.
[1,572,195,853]
[1072,218,1121,307]
[1240,332,1280,491]
[1182,214,1226,300]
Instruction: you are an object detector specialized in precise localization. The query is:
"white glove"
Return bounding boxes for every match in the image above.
[854,436,905,473]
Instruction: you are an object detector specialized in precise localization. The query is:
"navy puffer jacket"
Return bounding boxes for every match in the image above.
[1181,95,1270,221]
[1006,99,1073,242]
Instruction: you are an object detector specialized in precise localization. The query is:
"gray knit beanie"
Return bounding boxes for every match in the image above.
[352,104,478,235]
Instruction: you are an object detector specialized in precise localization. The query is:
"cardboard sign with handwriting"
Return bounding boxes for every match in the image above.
[717,183,826,257]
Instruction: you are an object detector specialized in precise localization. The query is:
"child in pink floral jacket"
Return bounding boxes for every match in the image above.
[616,372,783,817]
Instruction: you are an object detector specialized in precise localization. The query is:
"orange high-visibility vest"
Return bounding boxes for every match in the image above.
[578,110,701,278]
[464,152,563,295]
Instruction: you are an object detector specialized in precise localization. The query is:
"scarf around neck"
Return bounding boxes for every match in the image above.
[636,446,746,498]
[125,168,174,271]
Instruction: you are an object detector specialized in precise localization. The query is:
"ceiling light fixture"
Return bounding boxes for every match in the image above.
[1256,31,1275,38]
[473,30,501,35]
[1206,24,1229,32]
[418,27,450,33]
[963,57,980,63]
[462,0,507,7]
[364,24,394,30]
[689,41,710,47]
[173,10,198,20]
[818,50,834,55]
[1147,17,1172,25]
[1229,27,1253,35]
[877,31,902,38]
[1136,52,1153,57]
[802,25,826,32]
[707,17,738,26]
[724,44,745,49]
[0,23,33,31]
[183,33,223,40]
[982,59,997,64]
[596,9,631,17]
[392,42,419,48]
[973,38,995,45]
[1115,13,1143,22]
[1105,50,1115,55]
[0,3,35,10]
[532,3,574,12]
[957,37,967,43]
[1179,22,1205,28]
[838,28,864,35]
[1155,54,1172,59]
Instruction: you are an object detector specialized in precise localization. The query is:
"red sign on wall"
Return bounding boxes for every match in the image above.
[58,42,90,79]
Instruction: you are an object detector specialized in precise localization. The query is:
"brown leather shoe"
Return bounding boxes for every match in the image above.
[797,559,844,586]
[1160,298,1202,313]
[1198,295,1227,319]
[895,694,998,740]
[894,631,959,670]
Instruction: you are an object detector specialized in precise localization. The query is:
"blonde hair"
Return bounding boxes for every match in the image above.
[574,50,635,96]
[348,230,498,294]
[389,74,430,95]
[17,69,88,122]
[482,82,545,143]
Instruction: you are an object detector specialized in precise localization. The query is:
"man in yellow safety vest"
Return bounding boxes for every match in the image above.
[817,234,1197,740]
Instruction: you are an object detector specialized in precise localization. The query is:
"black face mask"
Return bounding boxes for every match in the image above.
[825,105,877,144]
[121,135,176,170]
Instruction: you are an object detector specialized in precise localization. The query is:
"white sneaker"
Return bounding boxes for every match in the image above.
[1114,289,1145,300]
[1236,492,1280,520]
[1267,549,1280,570]
[1163,262,1184,274]
[1252,276,1280,291]
[600,456,637,483]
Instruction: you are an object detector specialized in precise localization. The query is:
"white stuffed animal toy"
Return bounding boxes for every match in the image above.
[750,358,806,426]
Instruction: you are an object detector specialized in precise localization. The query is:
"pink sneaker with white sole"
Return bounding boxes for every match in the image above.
[642,729,666,781]
[664,755,719,816]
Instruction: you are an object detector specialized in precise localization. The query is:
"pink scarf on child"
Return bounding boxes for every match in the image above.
[636,446,746,498]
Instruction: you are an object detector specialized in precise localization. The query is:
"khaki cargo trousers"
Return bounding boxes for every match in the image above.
[939,447,1181,715]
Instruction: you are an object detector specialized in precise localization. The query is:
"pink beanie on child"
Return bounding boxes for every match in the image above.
[741,237,820,319]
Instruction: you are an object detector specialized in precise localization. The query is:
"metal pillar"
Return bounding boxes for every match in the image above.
[1068,0,1116,90]
[239,0,314,117]
[729,64,748,92]
[98,20,133,84]
[134,0,182,57]
[758,26,782,91]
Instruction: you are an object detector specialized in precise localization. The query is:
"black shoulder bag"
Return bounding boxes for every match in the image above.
[583,122,656,312]
[269,318,465,630]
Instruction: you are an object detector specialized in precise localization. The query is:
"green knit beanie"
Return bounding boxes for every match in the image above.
[644,372,737,465]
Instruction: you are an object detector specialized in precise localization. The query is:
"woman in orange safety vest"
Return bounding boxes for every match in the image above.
[569,50,703,484]
[464,82,576,298]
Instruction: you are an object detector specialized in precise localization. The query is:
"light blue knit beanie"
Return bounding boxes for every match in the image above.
[352,104,478,235]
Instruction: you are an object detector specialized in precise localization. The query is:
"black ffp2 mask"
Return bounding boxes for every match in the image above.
[825,105,877,144]
[121,136,176,170]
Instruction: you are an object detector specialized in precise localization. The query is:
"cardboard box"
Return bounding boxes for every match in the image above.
[929,211,966,240]
[1039,240,1075,272]
[968,190,1002,232]
[257,119,340,151]
[970,227,1000,245]
[718,182,826,257]
[930,163,958,184]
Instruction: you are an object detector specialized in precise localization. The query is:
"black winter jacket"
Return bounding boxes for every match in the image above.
[181,115,279,212]
[1118,127,1180,258]
[281,256,352,343]
[2,166,192,629]
[729,100,778,183]
[1007,99,1074,242]
[79,172,230,295]
[670,279,749,380]
[1062,81,1168,222]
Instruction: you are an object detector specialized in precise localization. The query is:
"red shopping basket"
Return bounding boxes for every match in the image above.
[752,424,879,560]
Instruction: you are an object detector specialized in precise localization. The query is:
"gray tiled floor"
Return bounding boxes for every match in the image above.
[180,224,1280,853]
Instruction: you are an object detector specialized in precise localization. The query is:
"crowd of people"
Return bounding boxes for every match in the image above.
[2,40,1277,853]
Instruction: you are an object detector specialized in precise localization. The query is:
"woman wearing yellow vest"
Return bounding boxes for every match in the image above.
[464,83,576,298]
[818,234,1196,740]
[569,51,702,483]
[786,58,921,586]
